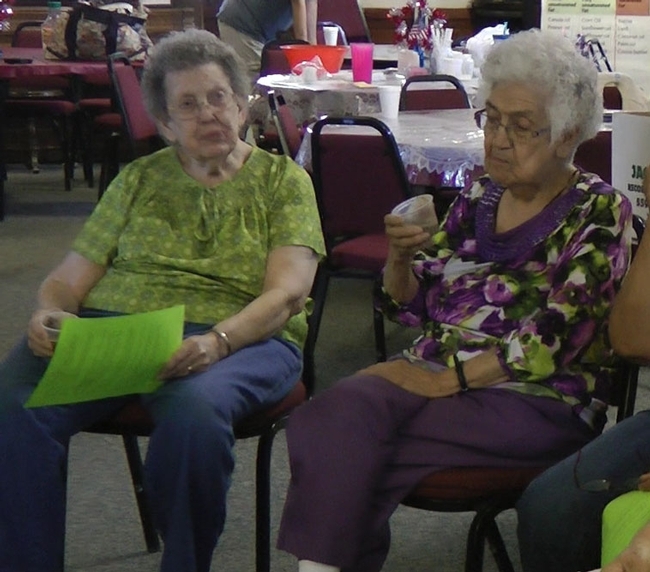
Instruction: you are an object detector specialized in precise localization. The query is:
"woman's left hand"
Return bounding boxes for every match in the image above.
[159,332,222,380]
[357,360,459,398]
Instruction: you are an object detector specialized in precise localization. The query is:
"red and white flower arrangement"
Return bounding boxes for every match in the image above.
[387,0,446,52]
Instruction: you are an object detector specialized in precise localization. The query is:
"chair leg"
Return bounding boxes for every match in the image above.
[121,434,161,553]
[98,131,120,201]
[465,501,516,572]
[27,117,40,174]
[51,116,73,191]
[485,519,515,572]
[373,307,387,362]
[255,422,285,572]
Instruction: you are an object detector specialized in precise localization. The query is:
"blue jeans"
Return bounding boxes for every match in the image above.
[0,321,301,572]
[517,410,650,572]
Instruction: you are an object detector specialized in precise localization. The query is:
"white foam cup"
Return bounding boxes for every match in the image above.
[378,85,402,119]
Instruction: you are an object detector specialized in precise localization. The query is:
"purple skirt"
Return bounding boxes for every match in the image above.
[277,374,597,571]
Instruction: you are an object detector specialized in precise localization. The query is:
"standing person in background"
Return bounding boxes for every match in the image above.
[217,0,318,81]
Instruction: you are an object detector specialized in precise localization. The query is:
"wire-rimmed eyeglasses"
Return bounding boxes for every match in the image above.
[168,90,236,120]
[573,447,641,494]
[474,108,551,146]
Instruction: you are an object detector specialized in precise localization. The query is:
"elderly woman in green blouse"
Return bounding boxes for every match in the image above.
[0,29,324,572]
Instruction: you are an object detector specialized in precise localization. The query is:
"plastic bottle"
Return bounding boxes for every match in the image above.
[41,0,63,60]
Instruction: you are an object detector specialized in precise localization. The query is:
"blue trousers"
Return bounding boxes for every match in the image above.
[0,324,301,572]
[517,410,650,572]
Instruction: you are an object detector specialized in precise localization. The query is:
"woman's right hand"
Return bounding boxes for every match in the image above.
[27,308,77,357]
[384,213,432,262]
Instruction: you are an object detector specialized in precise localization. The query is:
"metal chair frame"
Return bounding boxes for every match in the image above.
[311,115,413,362]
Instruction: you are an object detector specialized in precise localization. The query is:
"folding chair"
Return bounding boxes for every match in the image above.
[310,115,414,362]
[399,74,471,112]
[268,90,302,159]
[574,130,612,184]
[98,54,164,199]
[401,358,640,572]
[6,21,77,190]
[82,293,319,572]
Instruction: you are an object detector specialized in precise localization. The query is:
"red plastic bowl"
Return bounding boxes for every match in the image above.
[280,45,347,74]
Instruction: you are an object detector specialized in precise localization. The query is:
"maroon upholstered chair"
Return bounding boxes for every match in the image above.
[83,298,319,572]
[98,54,163,199]
[399,74,471,111]
[75,69,115,188]
[574,130,612,184]
[268,91,302,159]
[7,21,77,190]
[400,253,643,572]
[310,116,414,362]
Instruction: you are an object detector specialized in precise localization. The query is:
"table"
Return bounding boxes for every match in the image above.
[295,108,485,189]
[0,47,108,220]
[255,69,478,127]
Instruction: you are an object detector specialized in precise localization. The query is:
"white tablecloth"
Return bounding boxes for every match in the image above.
[254,70,478,127]
[295,108,485,189]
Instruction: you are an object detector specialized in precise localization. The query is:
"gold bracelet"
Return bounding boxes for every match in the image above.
[212,328,232,356]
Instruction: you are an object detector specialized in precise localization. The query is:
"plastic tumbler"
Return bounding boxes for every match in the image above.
[391,194,439,235]
[350,42,374,83]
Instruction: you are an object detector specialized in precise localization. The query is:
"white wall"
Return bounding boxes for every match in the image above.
[359,0,470,9]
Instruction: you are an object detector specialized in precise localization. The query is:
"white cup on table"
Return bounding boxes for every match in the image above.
[378,85,402,119]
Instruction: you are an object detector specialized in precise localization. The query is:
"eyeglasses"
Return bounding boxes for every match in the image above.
[168,90,236,120]
[573,447,641,494]
[474,109,551,146]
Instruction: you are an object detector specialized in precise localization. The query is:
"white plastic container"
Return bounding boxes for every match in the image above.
[41,1,64,60]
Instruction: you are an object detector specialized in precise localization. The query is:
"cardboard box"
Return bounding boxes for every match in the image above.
[612,111,650,220]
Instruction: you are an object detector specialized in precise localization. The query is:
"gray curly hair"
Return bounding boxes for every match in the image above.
[477,28,602,148]
[141,29,250,121]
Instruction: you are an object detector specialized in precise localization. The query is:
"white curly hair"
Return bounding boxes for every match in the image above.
[476,28,602,148]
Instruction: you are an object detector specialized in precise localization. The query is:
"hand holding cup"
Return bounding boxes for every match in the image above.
[28,309,78,357]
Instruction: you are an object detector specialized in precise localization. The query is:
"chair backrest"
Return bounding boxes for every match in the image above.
[107,54,159,147]
[268,91,302,159]
[311,116,411,249]
[574,130,612,184]
[11,21,44,48]
[317,0,371,44]
[603,86,623,110]
[260,39,310,77]
[400,74,471,111]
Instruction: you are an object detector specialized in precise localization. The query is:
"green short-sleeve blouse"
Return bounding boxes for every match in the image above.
[73,146,325,349]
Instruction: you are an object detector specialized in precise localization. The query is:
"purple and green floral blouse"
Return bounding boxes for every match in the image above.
[377,171,633,429]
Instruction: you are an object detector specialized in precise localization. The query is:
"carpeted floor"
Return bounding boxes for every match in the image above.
[1,163,648,571]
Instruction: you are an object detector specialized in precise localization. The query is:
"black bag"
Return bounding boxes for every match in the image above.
[45,2,152,61]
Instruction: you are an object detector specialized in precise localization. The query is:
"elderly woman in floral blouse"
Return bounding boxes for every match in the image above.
[275,28,633,572]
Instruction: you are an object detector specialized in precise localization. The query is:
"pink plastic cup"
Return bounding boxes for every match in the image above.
[350,42,374,83]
